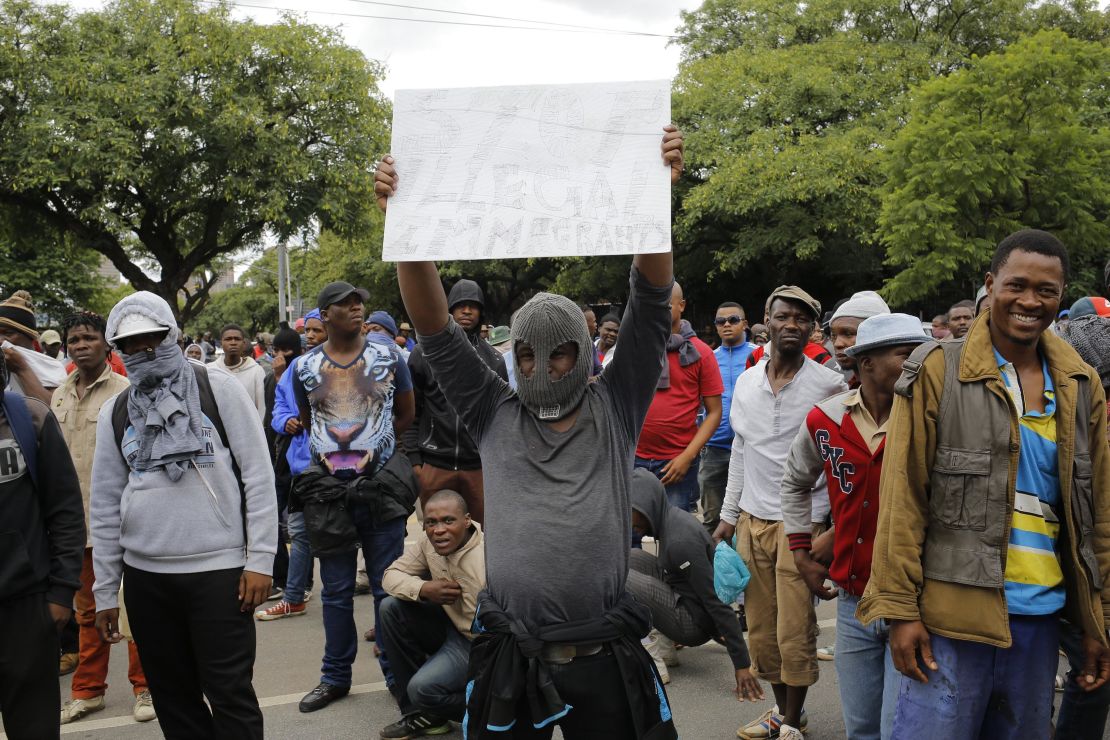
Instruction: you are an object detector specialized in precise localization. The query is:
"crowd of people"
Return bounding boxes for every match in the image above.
[1,129,1109,740]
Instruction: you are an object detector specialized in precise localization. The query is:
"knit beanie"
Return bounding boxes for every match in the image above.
[510,292,593,421]
[0,290,39,340]
[1060,315,1110,392]
[831,290,890,322]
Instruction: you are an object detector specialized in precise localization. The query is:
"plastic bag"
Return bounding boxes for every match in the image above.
[713,539,751,605]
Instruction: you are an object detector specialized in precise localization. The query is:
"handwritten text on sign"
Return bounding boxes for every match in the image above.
[383,80,671,261]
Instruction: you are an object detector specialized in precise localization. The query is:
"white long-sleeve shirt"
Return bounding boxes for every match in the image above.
[212,355,267,420]
[720,355,847,524]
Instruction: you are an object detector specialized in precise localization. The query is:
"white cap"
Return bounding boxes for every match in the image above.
[108,312,171,344]
[831,291,890,322]
[846,313,930,357]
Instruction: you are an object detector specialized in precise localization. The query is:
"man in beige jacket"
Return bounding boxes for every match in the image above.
[52,311,155,725]
[378,489,485,739]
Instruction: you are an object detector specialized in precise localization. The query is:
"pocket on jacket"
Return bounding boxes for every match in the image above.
[929,446,990,531]
[0,530,40,602]
[120,485,238,561]
[1072,453,1102,589]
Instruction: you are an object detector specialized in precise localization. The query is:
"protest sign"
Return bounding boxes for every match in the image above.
[383,80,671,261]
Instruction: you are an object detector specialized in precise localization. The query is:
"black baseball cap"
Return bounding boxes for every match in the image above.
[317,281,370,310]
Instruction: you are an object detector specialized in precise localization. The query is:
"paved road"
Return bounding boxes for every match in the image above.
[13,520,1093,740]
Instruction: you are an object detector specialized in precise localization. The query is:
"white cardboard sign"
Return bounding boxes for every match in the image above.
[383,80,671,261]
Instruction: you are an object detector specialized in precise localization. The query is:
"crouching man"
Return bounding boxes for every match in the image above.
[628,469,762,703]
[378,490,485,739]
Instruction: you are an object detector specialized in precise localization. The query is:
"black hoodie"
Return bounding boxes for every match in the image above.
[630,469,750,671]
[403,280,508,471]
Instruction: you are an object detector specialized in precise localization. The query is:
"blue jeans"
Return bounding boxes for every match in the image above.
[284,511,312,605]
[889,614,1058,740]
[634,456,701,512]
[318,503,406,689]
[1057,618,1110,739]
[835,592,899,740]
[378,597,470,719]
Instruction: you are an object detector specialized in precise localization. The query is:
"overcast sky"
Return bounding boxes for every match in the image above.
[61,0,700,98]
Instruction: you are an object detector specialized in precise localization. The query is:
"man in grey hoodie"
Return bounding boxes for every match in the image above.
[629,469,760,701]
[90,292,277,740]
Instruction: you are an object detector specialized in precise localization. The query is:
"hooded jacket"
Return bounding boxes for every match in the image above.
[91,293,278,611]
[631,470,750,670]
[403,280,507,470]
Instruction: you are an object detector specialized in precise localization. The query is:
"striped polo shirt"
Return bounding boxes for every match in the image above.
[995,349,1065,615]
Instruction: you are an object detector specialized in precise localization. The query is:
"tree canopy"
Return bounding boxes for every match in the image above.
[879,29,1110,302]
[672,0,1108,314]
[0,0,391,326]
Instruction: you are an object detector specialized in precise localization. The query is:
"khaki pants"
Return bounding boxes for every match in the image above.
[736,513,822,686]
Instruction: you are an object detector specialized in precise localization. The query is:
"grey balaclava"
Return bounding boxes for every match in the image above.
[511,292,593,421]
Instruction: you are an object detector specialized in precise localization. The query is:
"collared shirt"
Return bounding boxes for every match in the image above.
[994,348,1065,615]
[51,364,130,547]
[721,356,848,524]
[843,391,887,454]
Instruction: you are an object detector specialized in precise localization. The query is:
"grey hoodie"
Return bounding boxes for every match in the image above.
[91,296,277,610]
[631,469,750,671]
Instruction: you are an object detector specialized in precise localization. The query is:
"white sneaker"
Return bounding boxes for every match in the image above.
[780,724,806,740]
[816,644,835,661]
[60,695,106,724]
[657,632,679,666]
[133,690,156,722]
[642,630,670,684]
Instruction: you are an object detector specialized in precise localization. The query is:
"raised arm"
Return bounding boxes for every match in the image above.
[375,156,450,335]
[631,124,682,288]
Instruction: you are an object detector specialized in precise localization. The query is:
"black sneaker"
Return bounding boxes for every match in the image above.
[298,682,349,713]
[379,712,451,738]
[267,585,285,602]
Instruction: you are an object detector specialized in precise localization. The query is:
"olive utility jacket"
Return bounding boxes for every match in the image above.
[857,311,1110,647]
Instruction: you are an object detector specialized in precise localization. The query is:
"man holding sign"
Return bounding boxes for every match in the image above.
[375,122,695,738]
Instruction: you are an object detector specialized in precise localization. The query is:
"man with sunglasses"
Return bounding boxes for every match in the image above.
[699,303,757,533]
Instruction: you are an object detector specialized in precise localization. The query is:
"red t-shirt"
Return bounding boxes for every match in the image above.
[636,336,723,460]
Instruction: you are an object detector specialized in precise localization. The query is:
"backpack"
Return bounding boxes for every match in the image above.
[111,363,246,536]
[1,389,38,489]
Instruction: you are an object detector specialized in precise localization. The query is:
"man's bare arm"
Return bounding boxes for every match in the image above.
[374,156,450,336]
[632,125,683,288]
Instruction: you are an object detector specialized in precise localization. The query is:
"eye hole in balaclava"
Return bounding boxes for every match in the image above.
[510,293,593,421]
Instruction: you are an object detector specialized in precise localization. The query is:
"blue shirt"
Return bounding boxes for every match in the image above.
[994,348,1065,615]
[270,354,312,476]
[707,341,757,449]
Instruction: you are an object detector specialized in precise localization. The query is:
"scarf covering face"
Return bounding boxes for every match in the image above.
[107,291,205,481]
[122,343,206,481]
[657,319,701,390]
[510,292,593,421]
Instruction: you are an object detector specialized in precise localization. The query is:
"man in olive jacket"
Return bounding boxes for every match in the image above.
[858,230,1110,739]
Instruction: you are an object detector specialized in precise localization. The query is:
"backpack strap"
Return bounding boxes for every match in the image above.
[111,363,246,536]
[2,390,38,489]
[893,340,942,398]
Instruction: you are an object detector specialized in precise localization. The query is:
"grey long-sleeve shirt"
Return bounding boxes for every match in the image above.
[417,267,672,631]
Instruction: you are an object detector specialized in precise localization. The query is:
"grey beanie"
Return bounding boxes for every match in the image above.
[1060,315,1110,392]
[511,292,593,421]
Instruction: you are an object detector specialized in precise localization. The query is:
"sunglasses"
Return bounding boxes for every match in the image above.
[714,316,745,326]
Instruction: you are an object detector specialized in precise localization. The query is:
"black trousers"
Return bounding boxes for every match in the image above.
[0,592,60,740]
[500,650,636,739]
[125,565,263,739]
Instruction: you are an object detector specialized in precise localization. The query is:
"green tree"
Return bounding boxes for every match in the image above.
[0,209,106,320]
[671,0,1106,313]
[0,0,390,326]
[879,29,1110,303]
